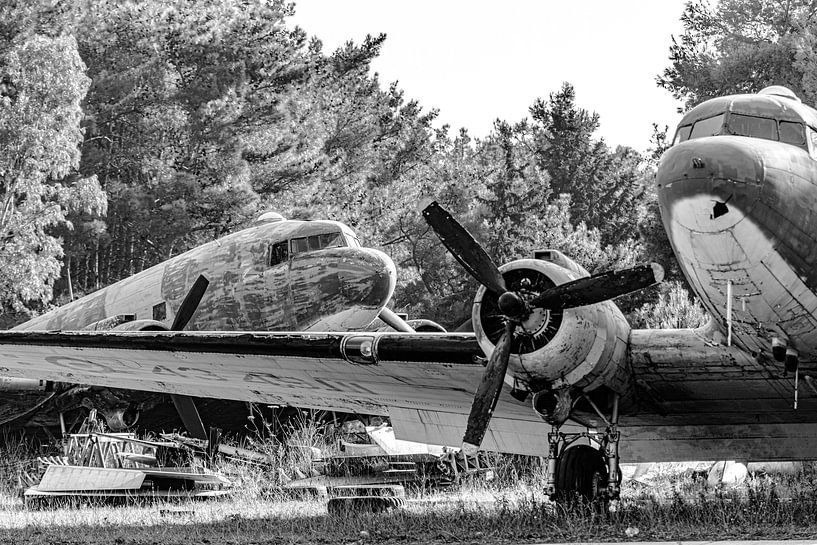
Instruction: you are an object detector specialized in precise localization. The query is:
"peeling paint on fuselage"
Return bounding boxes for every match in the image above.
[14,220,396,334]
[657,92,817,366]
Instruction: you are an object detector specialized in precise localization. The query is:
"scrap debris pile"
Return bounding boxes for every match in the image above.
[23,412,231,505]
[19,414,493,513]
[281,421,494,513]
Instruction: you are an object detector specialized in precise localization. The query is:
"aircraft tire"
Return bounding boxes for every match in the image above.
[553,445,608,505]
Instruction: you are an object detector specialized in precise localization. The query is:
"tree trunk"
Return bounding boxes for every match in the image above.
[66,256,74,301]
[94,241,100,290]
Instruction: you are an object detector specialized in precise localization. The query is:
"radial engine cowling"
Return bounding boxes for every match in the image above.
[472,258,632,398]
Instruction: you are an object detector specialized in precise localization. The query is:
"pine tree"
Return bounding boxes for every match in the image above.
[0,34,105,313]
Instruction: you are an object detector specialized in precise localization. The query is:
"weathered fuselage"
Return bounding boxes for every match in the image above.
[656,87,817,366]
[15,217,396,333]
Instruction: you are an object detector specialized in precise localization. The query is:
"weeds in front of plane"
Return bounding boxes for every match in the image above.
[0,423,817,543]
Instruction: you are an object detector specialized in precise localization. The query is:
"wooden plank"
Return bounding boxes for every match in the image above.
[37,466,146,492]
[94,433,177,448]
[138,468,229,484]
[25,487,229,498]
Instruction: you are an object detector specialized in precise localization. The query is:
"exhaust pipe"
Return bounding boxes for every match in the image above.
[532,389,572,426]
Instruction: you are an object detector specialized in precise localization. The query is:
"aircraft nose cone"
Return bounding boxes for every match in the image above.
[339,248,396,308]
[656,136,764,232]
[658,136,765,189]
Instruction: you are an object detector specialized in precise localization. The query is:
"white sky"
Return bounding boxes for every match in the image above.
[289,0,689,153]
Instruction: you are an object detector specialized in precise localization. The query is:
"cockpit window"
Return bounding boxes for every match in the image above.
[290,231,346,257]
[808,127,817,159]
[674,109,812,152]
[291,237,309,254]
[673,125,692,145]
[689,113,725,140]
[268,231,347,267]
[268,241,288,267]
[780,121,806,146]
[318,232,344,249]
[725,113,777,141]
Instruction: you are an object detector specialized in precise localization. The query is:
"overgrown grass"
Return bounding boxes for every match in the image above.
[2,422,817,543]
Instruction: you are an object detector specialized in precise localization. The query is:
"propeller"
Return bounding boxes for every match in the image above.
[169,274,210,440]
[171,274,210,330]
[422,201,663,455]
[422,202,507,295]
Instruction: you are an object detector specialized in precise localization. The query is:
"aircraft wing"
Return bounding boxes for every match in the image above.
[0,330,549,455]
[5,328,816,462]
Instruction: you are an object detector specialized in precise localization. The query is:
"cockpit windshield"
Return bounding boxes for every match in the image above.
[689,113,724,140]
[291,232,344,254]
[673,111,809,152]
[673,114,724,144]
[780,121,807,146]
[724,114,777,140]
[267,231,346,267]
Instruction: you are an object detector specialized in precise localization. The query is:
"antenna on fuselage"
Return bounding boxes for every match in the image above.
[758,85,801,102]
[254,211,286,225]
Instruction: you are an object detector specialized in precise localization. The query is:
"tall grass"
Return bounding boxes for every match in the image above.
[3,415,817,542]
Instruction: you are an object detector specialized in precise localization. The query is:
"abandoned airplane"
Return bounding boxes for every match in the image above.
[1,213,432,437]
[0,85,814,503]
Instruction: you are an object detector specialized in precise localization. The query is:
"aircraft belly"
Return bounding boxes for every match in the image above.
[619,422,817,463]
[669,194,817,364]
[303,307,380,331]
[390,406,549,456]
[390,407,817,461]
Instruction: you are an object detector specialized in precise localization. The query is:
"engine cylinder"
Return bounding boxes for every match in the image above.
[472,259,632,395]
[112,319,169,332]
[103,407,140,430]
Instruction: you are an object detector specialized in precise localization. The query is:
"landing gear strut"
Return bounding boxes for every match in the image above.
[544,393,622,504]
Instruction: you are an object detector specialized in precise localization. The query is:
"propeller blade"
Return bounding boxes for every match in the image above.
[378,307,415,333]
[171,393,208,440]
[170,275,210,331]
[529,263,664,310]
[462,321,515,455]
[422,201,507,295]
[169,275,210,440]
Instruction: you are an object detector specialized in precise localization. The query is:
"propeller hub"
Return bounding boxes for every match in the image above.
[497,291,527,318]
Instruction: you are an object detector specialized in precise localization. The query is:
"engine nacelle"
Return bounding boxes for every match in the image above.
[472,258,632,397]
[111,319,169,332]
[405,318,447,333]
[102,406,140,430]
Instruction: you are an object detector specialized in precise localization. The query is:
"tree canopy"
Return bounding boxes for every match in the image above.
[659,0,817,107]
[0,33,105,316]
[0,0,714,330]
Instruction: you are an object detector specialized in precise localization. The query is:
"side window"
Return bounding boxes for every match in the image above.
[268,241,289,267]
[673,125,692,145]
[809,127,817,159]
[689,113,725,139]
[779,121,806,147]
[319,232,343,249]
[152,301,167,321]
[290,237,309,255]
